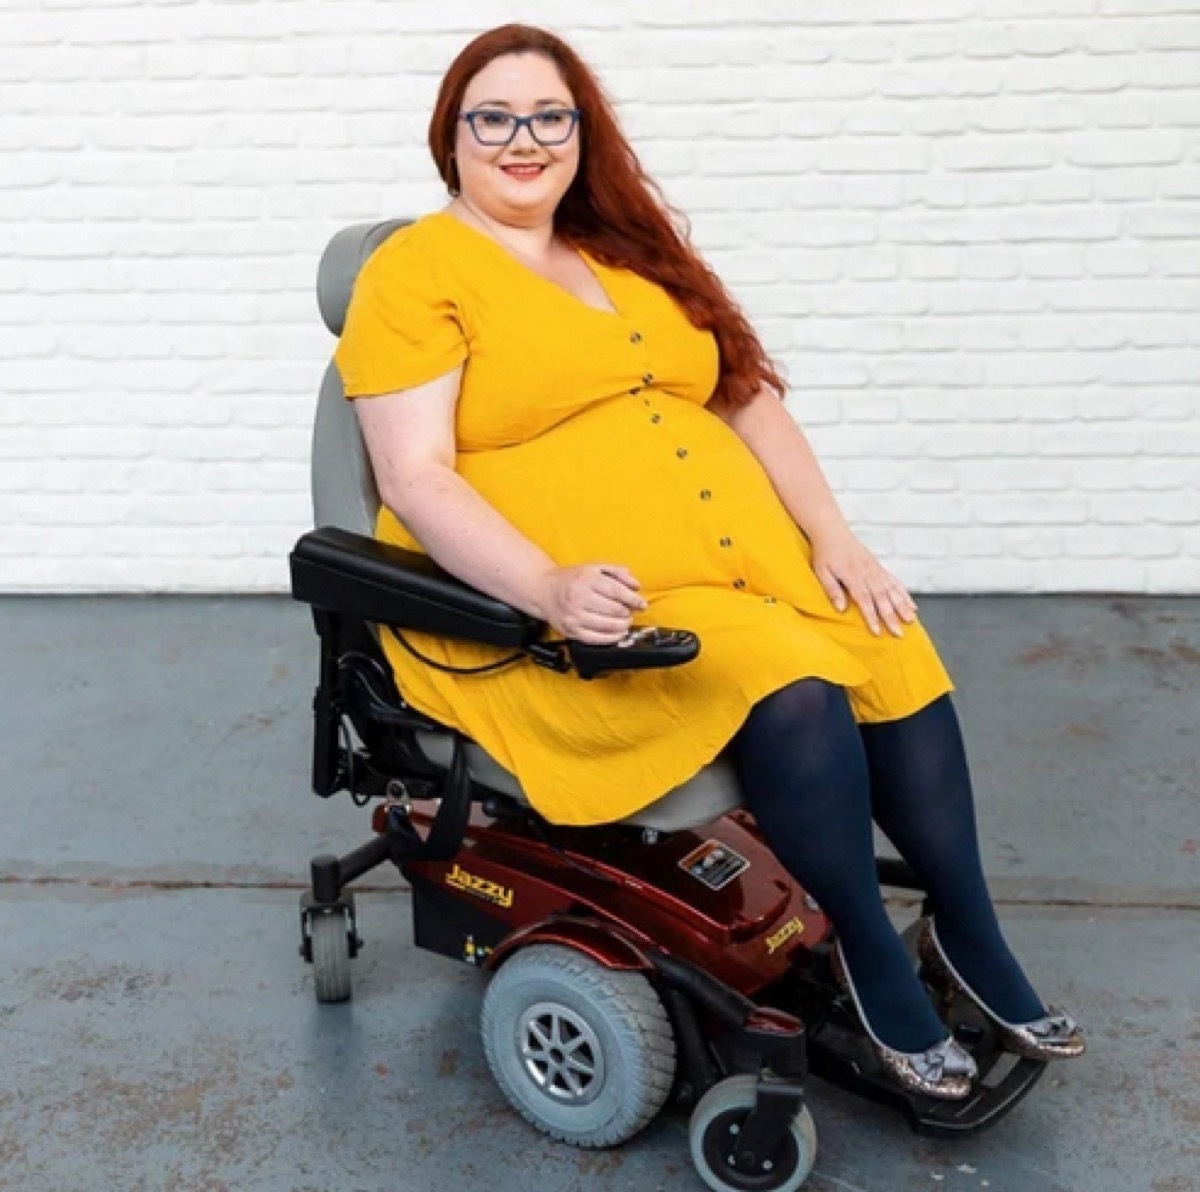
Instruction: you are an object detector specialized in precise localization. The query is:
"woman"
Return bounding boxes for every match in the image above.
[334,23,1084,1100]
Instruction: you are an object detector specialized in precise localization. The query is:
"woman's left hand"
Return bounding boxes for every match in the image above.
[810,529,917,637]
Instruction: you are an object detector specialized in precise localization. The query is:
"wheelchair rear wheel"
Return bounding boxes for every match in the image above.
[689,1075,817,1192]
[481,944,676,1148]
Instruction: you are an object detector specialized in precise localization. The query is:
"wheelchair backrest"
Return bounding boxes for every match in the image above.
[312,219,413,534]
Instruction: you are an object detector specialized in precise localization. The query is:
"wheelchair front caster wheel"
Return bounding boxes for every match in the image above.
[689,1075,817,1192]
[310,909,353,1003]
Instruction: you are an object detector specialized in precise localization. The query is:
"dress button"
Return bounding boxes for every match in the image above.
[719,537,732,548]
[676,448,689,459]
[650,414,661,424]
[700,489,712,500]
[630,331,643,344]
[733,579,746,590]
[765,596,777,605]
[642,372,654,384]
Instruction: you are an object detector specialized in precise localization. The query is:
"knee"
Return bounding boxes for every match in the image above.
[733,677,870,810]
[742,677,851,741]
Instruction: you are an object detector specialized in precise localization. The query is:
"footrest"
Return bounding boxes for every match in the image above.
[807,1015,1047,1137]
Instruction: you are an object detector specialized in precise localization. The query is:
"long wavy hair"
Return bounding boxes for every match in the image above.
[428,24,786,409]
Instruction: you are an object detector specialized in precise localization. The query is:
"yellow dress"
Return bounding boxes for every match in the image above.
[334,211,954,826]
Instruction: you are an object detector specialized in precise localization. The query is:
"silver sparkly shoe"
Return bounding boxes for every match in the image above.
[831,941,977,1101]
[917,919,1086,1062]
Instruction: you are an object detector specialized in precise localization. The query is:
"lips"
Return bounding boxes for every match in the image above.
[500,164,546,179]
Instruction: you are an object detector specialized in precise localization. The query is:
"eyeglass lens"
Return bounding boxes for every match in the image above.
[466,110,578,146]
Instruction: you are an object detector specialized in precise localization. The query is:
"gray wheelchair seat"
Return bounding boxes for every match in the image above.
[313,220,744,833]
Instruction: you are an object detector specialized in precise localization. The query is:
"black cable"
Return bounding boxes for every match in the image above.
[338,715,372,807]
[392,629,527,676]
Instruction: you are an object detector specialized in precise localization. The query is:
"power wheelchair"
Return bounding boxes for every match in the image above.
[289,220,1047,1192]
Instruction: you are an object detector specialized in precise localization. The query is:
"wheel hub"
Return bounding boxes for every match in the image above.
[703,1108,798,1190]
[517,1001,605,1105]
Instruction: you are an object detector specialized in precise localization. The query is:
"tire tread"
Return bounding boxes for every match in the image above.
[482,944,676,1148]
[311,911,352,1004]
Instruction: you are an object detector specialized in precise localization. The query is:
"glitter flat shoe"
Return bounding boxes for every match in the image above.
[831,941,976,1101]
[917,918,1086,1061]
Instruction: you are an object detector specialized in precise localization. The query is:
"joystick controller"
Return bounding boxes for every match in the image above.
[566,626,700,680]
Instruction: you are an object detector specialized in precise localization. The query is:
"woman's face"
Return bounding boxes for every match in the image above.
[453,52,581,227]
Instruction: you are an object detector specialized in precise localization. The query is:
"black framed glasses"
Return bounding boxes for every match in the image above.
[459,107,581,147]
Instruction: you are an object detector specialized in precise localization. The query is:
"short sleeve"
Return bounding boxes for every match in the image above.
[334,232,469,398]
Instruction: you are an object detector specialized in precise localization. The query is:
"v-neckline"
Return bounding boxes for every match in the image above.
[433,209,623,318]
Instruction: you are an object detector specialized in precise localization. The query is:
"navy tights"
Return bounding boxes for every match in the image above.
[730,679,1044,1053]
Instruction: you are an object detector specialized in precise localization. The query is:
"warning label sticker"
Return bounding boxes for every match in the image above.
[678,839,750,891]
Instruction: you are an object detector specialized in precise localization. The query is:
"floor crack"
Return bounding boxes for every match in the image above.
[1,873,1197,911]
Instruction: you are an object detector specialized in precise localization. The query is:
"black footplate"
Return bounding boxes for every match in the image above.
[807,1012,1047,1137]
[567,627,700,680]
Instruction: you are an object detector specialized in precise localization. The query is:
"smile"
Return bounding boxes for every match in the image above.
[500,164,546,180]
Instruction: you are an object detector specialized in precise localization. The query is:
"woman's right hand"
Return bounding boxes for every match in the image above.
[540,564,648,644]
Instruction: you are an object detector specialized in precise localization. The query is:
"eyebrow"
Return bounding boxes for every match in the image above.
[472,98,572,109]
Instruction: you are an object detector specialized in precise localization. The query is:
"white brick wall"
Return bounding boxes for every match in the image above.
[2,0,1198,593]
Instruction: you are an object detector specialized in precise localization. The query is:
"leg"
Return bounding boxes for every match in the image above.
[730,678,947,1053]
[858,694,1045,1023]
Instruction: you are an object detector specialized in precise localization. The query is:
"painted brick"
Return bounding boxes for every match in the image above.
[1002,528,1068,561]
[1,1,1195,593]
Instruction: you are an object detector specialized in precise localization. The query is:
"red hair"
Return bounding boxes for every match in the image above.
[428,24,786,409]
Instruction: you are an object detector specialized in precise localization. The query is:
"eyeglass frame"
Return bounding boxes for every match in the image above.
[458,107,582,148]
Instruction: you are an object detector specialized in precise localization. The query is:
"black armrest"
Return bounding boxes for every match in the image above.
[289,526,540,649]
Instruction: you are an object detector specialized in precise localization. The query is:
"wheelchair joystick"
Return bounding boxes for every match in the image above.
[566,626,700,679]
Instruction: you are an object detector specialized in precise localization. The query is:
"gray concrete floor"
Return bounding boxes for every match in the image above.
[1,595,1197,1192]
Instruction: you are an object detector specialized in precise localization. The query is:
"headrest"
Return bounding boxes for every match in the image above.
[317,218,413,336]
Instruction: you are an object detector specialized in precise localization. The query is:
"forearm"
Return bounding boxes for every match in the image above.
[719,389,851,543]
[382,463,557,620]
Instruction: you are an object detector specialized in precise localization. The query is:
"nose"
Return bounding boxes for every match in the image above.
[509,119,540,150]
